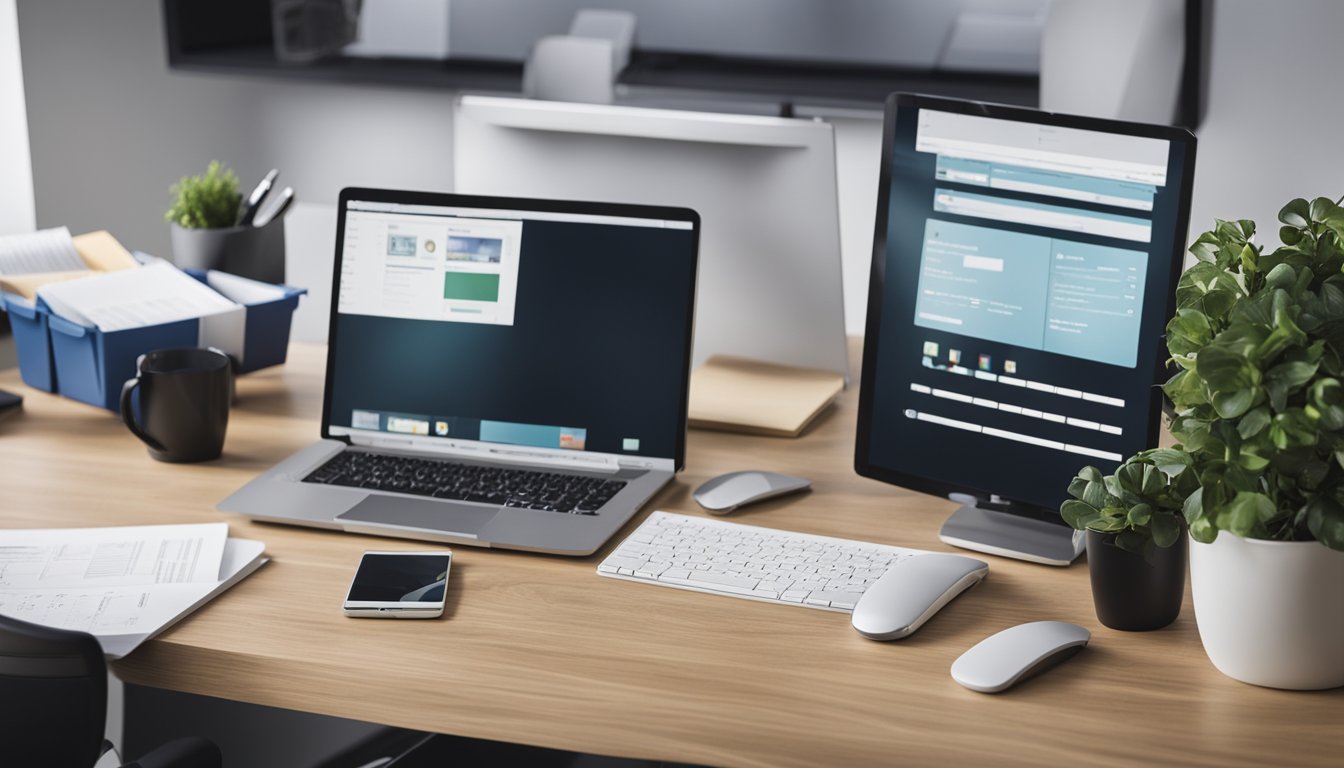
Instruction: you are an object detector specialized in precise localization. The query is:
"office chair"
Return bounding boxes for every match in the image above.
[0,614,221,768]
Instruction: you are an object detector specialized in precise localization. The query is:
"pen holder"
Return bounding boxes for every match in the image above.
[170,218,286,285]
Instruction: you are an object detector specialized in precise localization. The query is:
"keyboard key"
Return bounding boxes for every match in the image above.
[601,555,648,573]
[688,571,760,590]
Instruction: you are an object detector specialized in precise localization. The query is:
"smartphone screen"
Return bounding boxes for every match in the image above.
[346,552,451,604]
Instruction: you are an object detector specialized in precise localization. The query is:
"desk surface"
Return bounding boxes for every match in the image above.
[1,340,1339,767]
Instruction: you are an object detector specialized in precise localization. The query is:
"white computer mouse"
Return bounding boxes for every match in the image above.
[851,553,988,640]
[950,621,1090,693]
[692,470,811,514]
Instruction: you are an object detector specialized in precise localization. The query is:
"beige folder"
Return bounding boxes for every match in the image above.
[0,230,139,299]
[688,355,846,438]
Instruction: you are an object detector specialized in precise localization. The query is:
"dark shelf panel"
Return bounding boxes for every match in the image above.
[620,50,1038,110]
[161,0,1036,109]
[168,45,524,93]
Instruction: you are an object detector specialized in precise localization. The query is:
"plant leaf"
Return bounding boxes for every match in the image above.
[1060,499,1101,531]
[1146,448,1190,477]
[1217,492,1276,536]
[1237,406,1272,439]
[1279,198,1311,228]
[1196,345,1257,393]
[1213,388,1257,419]
[1306,496,1344,551]
[1150,513,1181,548]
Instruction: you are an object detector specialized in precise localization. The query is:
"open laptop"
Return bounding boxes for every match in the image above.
[219,188,700,556]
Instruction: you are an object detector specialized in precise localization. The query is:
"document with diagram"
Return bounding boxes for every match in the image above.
[0,524,266,658]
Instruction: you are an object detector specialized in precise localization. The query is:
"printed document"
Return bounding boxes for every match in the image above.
[0,538,266,659]
[36,261,240,331]
[0,522,228,589]
[0,226,87,275]
[0,524,265,659]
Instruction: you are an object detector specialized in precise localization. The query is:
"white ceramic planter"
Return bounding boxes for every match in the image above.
[1189,531,1344,690]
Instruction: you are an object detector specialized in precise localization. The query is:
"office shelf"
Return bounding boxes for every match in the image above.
[162,0,1036,108]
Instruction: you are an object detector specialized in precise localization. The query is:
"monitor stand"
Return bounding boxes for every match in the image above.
[938,496,1084,567]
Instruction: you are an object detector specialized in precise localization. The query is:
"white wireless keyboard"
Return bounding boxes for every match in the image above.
[597,511,926,612]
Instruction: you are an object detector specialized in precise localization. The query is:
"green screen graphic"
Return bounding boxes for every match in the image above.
[443,272,500,302]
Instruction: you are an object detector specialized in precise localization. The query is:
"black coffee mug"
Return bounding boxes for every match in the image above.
[120,347,233,463]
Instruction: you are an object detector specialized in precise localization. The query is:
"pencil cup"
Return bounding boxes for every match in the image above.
[170,218,286,284]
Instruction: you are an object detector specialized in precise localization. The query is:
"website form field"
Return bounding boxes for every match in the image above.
[933,189,1152,243]
[904,408,1123,462]
[920,355,1125,407]
[915,219,1147,367]
[911,382,1122,435]
[915,109,1170,187]
[935,157,1156,211]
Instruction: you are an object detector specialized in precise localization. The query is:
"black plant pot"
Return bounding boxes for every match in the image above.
[1085,530,1187,631]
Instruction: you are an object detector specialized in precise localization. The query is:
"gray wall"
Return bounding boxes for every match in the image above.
[19,0,458,260]
[19,0,1344,328]
[1187,0,1344,235]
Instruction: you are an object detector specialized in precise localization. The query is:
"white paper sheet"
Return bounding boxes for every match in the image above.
[36,261,240,332]
[0,538,267,659]
[0,522,228,589]
[0,226,87,275]
[206,269,287,305]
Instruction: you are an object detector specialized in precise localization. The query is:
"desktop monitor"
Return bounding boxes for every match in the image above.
[855,93,1196,565]
[453,95,848,380]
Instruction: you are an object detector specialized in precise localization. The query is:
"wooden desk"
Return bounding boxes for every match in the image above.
[1,341,1339,767]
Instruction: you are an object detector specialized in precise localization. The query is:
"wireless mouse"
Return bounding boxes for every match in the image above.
[851,553,988,640]
[951,621,1091,693]
[692,470,811,514]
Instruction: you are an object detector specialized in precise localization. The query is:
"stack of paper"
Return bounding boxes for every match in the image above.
[0,522,266,658]
[0,228,141,301]
[0,226,87,275]
[37,261,242,333]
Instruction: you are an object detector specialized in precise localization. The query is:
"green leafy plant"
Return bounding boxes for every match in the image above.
[1062,453,1189,556]
[1062,196,1344,552]
[164,160,241,229]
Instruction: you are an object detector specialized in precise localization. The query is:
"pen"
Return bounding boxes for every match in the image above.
[253,186,295,228]
[237,168,280,226]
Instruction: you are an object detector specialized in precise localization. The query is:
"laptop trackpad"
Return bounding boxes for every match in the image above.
[336,495,497,537]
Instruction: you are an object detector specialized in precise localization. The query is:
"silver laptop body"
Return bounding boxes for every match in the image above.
[220,188,700,556]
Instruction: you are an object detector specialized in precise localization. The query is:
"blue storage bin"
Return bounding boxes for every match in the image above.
[182,269,305,372]
[7,270,304,410]
[2,293,57,392]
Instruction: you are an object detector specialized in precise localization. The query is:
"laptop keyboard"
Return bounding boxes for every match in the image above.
[302,450,626,515]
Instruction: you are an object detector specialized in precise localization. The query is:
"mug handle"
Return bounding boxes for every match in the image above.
[120,375,166,452]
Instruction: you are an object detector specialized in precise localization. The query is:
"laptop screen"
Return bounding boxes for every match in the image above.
[323,190,699,466]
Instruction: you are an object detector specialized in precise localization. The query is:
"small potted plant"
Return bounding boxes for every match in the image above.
[166,161,285,283]
[1062,453,1188,631]
[1063,196,1344,689]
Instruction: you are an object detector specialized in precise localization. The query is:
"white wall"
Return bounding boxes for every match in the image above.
[0,0,34,235]
[19,1,1344,342]
[1187,0,1344,237]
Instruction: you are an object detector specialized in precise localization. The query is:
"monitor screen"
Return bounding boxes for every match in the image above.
[856,94,1196,518]
[323,191,699,465]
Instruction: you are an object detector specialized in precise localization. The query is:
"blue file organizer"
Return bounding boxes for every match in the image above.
[2,269,305,410]
[3,296,57,392]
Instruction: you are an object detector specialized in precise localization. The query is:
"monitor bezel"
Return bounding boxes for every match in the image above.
[323,187,701,471]
[854,92,1198,522]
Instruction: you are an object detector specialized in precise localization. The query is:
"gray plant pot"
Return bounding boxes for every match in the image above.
[169,218,286,284]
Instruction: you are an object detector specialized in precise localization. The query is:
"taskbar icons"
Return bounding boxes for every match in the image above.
[922,340,1019,377]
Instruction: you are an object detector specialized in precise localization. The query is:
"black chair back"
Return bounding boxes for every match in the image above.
[0,613,108,768]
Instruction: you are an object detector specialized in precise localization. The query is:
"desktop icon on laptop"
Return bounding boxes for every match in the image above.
[219,188,700,556]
